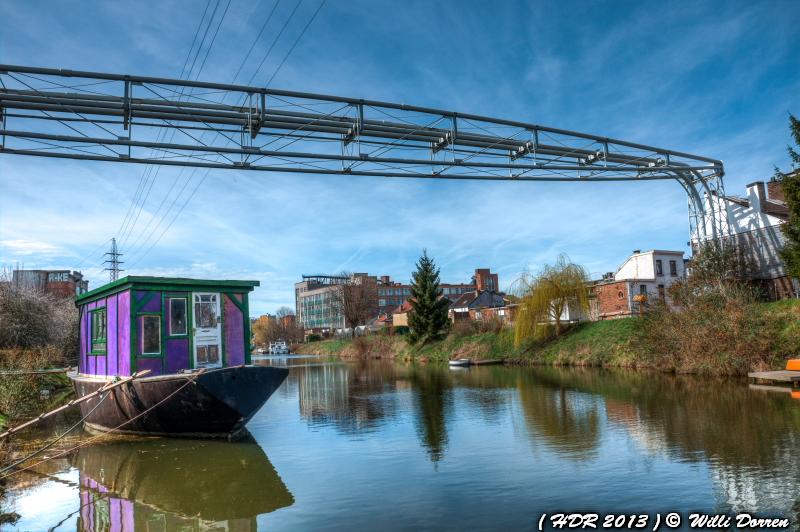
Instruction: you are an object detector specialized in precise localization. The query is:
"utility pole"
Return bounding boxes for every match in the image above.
[104,237,124,282]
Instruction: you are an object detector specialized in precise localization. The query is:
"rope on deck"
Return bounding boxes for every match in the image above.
[0,368,207,481]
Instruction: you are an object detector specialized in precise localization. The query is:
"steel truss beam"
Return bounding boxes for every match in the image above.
[0,65,728,241]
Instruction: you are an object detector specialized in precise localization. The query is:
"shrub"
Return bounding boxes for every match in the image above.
[306,334,321,342]
[0,280,79,361]
[637,244,790,375]
[0,347,67,423]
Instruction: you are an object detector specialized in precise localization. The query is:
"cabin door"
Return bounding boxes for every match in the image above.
[192,292,223,368]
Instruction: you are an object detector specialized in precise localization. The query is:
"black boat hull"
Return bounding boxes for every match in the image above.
[69,365,289,438]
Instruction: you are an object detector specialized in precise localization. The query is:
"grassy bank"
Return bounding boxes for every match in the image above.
[0,349,74,431]
[300,300,800,375]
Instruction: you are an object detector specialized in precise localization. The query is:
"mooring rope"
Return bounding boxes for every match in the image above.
[0,390,112,476]
[0,369,206,481]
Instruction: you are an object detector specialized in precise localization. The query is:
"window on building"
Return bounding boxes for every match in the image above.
[658,284,666,300]
[640,284,647,295]
[141,315,161,355]
[669,260,678,276]
[617,290,624,299]
[90,307,107,354]
[169,298,187,336]
[656,260,663,276]
[379,299,386,307]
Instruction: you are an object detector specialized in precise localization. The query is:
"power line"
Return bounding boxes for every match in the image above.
[128,0,329,268]
[120,0,231,250]
[245,0,304,86]
[115,0,215,245]
[265,0,326,87]
[126,1,295,265]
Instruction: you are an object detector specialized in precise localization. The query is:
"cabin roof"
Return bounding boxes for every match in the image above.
[76,275,259,304]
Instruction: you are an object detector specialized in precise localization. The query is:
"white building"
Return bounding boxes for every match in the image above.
[593,250,686,319]
[694,179,796,299]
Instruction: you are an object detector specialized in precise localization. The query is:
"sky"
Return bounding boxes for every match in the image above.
[1,0,798,314]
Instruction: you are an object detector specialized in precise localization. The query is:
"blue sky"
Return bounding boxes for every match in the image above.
[1,0,798,314]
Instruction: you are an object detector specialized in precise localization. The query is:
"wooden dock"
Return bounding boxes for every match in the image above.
[748,370,800,386]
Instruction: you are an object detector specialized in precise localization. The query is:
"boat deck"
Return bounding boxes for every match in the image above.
[748,370,800,385]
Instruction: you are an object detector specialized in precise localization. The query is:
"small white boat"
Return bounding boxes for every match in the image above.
[448,359,471,367]
[268,340,290,355]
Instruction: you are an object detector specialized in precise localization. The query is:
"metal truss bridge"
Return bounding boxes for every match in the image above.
[0,65,727,241]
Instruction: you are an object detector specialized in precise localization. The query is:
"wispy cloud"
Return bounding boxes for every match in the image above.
[1,0,798,313]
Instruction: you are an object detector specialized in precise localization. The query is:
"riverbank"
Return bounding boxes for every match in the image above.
[0,349,73,431]
[301,300,800,375]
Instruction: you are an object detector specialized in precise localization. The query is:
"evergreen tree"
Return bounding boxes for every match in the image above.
[774,114,800,279]
[407,250,450,344]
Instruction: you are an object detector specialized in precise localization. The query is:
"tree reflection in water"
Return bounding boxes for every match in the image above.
[523,366,800,520]
[408,364,453,463]
[516,371,602,461]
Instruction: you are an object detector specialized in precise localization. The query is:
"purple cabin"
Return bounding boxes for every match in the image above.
[76,276,258,377]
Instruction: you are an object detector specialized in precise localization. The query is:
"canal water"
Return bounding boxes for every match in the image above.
[4,359,800,531]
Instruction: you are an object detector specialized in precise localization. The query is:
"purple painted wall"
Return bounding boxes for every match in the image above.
[80,286,251,377]
[136,291,161,313]
[165,338,189,373]
[78,290,132,377]
[118,291,131,376]
[224,295,245,366]
[135,357,162,375]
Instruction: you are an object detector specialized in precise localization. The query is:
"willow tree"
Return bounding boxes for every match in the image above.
[514,254,590,345]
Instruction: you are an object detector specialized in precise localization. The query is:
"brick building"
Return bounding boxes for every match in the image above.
[376,268,498,315]
[9,269,88,298]
[593,250,686,319]
[295,268,500,330]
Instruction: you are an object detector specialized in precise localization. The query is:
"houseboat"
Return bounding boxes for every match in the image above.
[70,276,288,438]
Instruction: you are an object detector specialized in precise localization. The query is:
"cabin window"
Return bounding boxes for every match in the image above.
[656,260,663,276]
[90,307,107,354]
[194,294,218,328]
[169,298,187,336]
[669,260,678,276]
[141,315,161,355]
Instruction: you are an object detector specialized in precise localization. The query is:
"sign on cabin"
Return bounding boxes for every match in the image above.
[75,276,259,377]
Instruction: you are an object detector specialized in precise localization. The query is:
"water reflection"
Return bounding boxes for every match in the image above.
[517,373,602,461]
[522,366,800,518]
[296,361,400,434]
[11,361,800,530]
[74,437,293,530]
[408,365,453,463]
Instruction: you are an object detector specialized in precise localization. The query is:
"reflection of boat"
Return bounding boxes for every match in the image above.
[74,437,293,530]
[449,359,471,367]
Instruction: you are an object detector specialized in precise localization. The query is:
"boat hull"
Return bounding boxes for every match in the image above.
[70,365,289,438]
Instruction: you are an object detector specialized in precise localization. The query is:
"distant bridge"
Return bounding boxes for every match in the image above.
[0,64,727,241]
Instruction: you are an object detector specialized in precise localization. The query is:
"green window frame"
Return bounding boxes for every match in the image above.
[90,307,107,354]
[168,297,188,336]
[140,315,162,356]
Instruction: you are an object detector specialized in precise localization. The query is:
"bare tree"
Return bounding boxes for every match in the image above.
[276,306,294,318]
[331,272,377,337]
